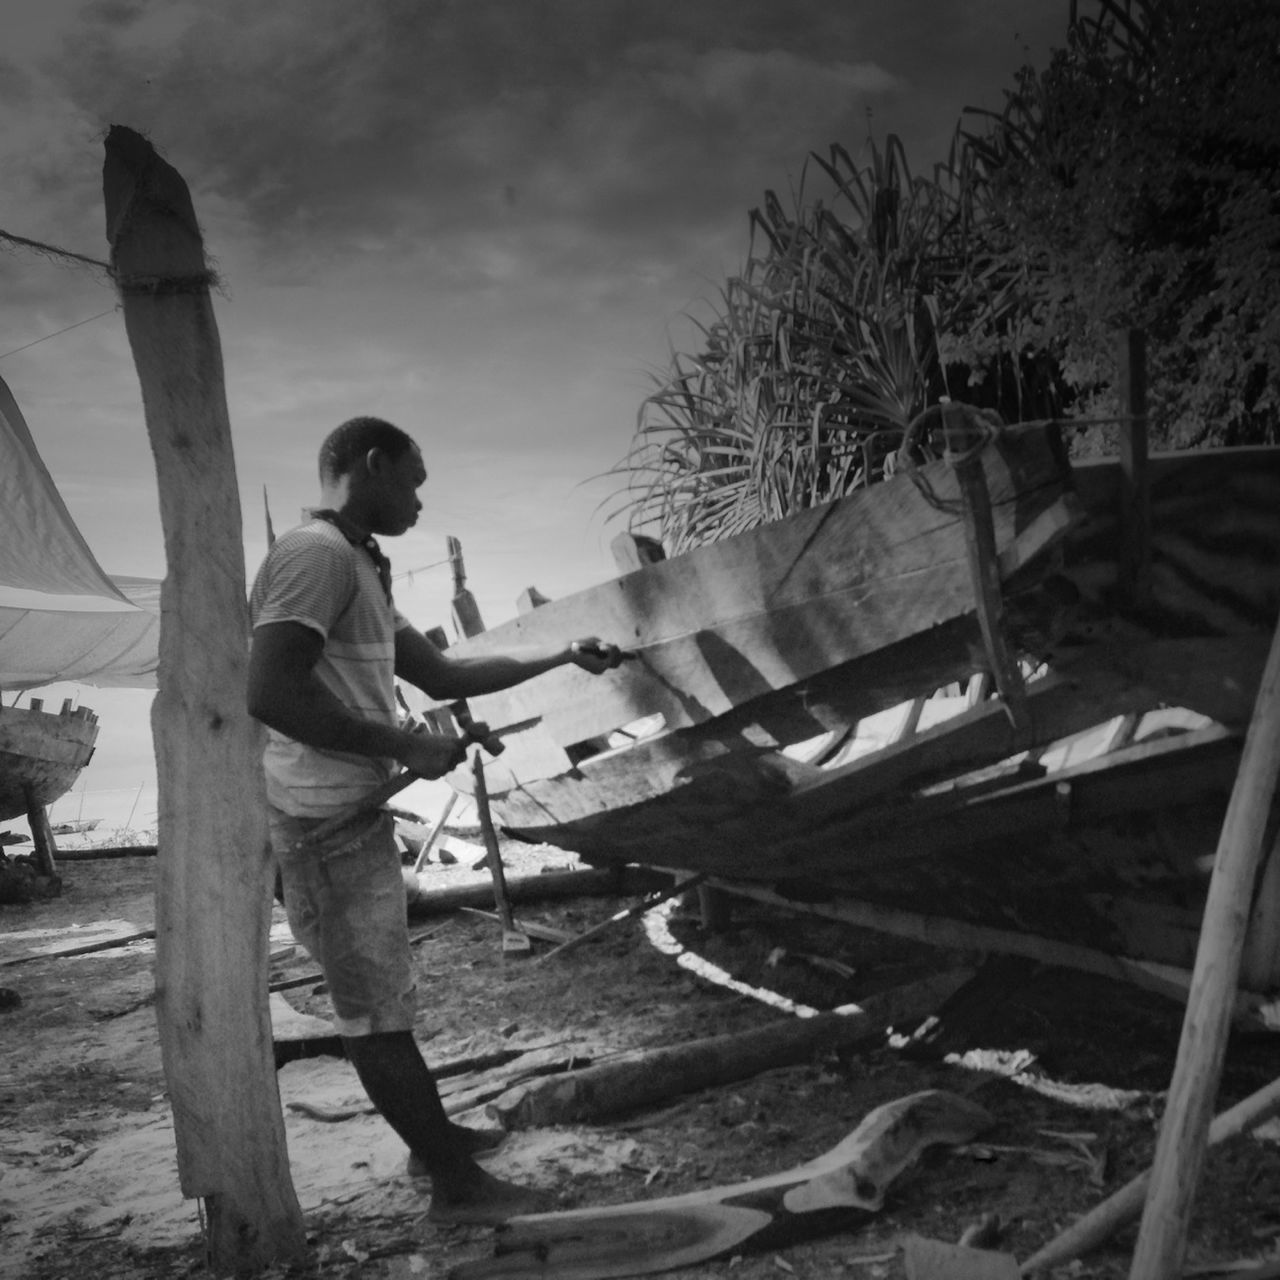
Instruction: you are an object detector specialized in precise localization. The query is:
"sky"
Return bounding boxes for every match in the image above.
[1,0,1070,816]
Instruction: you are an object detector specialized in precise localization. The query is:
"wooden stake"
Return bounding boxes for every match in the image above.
[1117,328,1152,612]
[1129,612,1280,1280]
[104,125,306,1270]
[473,751,530,955]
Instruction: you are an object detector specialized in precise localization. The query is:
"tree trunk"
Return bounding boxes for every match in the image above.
[104,124,306,1272]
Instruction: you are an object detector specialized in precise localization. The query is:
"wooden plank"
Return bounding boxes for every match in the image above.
[1066,445,1280,636]
[443,424,1071,756]
[104,125,306,1268]
[452,1091,992,1280]
[701,878,1274,1026]
[1130,612,1280,1280]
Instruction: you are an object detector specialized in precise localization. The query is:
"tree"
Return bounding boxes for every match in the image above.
[956,0,1280,449]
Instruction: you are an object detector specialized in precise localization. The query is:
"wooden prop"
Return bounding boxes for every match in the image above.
[952,421,1028,730]
[104,125,306,1268]
[412,789,458,872]
[1116,328,1152,612]
[22,785,59,881]
[537,874,705,964]
[451,1090,993,1280]
[487,972,973,1130]
[473,752,531,956]
[1129,611,1280,1280]
[1021,1073,1280,1275]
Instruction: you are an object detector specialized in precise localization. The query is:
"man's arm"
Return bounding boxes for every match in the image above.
[394,626,621,701]
[247,622,464,778]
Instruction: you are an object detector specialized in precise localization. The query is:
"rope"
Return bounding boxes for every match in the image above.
[0,308,119,362]
[0,228,111,273]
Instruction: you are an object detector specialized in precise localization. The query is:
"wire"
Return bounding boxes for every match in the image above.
[0,307,119,362]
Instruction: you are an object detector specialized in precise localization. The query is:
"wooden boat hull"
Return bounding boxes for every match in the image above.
[426,438,1280,890]
[432,421,1077,854]
[0,702,99,823]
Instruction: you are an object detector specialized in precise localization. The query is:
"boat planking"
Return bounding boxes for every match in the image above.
[427,419,1082,864]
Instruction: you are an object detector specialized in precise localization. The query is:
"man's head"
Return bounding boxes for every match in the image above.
[318,416,426,537]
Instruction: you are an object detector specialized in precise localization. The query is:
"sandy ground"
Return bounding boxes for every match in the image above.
[2,832,1280,1280]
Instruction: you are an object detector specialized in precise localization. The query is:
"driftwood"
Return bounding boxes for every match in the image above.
[104,124,306,1268]
[1021,1073,1280,1275]
[487,971,973,1130]
[451,1090,993,1280]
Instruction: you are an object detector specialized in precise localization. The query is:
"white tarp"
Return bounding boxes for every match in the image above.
[0,374,159,690]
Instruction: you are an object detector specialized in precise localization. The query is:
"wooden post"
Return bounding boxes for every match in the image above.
[1128,612,1280,1280]
[1117,329,1151,612]
[103,126,306,1271]
[22,787,60,883]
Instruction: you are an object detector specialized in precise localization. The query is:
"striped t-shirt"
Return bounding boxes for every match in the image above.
[249,518,411,817]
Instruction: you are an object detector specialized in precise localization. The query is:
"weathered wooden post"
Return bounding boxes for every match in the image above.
[103,125,307,1272]
[1128,608,1280,1279]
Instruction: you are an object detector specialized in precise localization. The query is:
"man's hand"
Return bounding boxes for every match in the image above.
[569,638,632,674]
[395,729,468,779]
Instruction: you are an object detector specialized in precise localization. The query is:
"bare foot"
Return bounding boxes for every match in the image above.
[405,1123,506,1178]
[426,1167,554,1225]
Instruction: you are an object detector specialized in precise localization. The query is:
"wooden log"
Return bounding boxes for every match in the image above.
[23,786,59,882]
[1129,612,1280,1280]
[407,866,661,918]
[1020,1073,1280,1275]
[488,971,973,1129]
[104,125,306,1269]
[451,1090,993,1280]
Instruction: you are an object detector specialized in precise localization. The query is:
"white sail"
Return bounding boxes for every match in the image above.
[0,374,159,690]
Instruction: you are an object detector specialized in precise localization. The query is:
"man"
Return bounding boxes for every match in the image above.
[247,416,623,1224]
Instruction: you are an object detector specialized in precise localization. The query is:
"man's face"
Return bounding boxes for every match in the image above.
[373,444,427,536]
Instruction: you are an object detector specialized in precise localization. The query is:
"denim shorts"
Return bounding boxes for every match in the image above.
[268,807,417,1037]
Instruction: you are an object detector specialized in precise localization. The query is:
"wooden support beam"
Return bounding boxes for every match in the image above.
[22,786,59,882]
[953,436,1028,730]
[104,124,306,1270]
[1117,328,1151,612]
[1129,612,1280,1280]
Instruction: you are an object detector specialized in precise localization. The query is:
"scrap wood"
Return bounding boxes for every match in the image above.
[2,926,155,965]
[1020,1073,1280,1275]
[449,1090,993,1280]
[488,970,973,1130]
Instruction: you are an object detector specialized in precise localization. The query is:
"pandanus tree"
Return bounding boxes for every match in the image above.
[613,0,1279,551]
[610,135,992,554]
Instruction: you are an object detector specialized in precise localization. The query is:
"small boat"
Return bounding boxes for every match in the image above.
[0,698,99,824]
